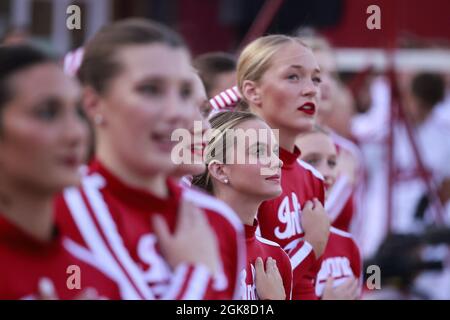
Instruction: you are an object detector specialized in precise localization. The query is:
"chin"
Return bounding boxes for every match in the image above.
[261,187,283,200]
[293,119,315,133]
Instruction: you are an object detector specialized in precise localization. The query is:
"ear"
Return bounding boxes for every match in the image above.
[242,80,262,107]
[208,161,230,185]
[83,86,107,127]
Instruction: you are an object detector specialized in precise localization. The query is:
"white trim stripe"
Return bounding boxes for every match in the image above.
[330,226,354,239]
[162,264,189,300]
[181,265,211,300]
[325,175,353,222]
[63,187,141,300]
[82,174,155,300]
[255,235,281,248]
[297,159,324,181]
[289,241,313,270]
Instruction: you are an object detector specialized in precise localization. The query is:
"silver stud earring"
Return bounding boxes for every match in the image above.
[94,114,103,125]
[223,178,229,184]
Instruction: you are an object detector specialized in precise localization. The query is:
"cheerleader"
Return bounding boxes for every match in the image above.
[236,35,330,299]
[296,126,361,299]
[55,19,246,300]
[192,111,293,300]
[0,45,120,299]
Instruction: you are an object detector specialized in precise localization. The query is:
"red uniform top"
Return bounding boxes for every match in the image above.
[240,220,292,300]
[56,160,246,300]
[327,131,367,233]
[0,214,120,300]
[315,227,362,298]
[257,147,326,300]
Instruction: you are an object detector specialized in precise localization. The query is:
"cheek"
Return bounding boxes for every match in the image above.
[0,120,57,177]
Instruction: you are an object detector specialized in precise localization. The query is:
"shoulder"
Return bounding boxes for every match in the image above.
[256,236,291,265]
[181,187,243,232]
[330,226,354,239]
[297,159,324,181]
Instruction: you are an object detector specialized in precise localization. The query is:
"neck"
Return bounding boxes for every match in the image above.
[278,130,298,153]
[97,146,168,198]
[413,106,432,125]
[0,177,54,242]
[215,188,260,226]
[248,105,298,152]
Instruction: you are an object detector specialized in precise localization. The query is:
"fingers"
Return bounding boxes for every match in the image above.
[324,277,334,291]
[38,277,58,300]
[75,288,99,300]
[255,257,265,275]
[303,200,314,212]
[347,278,360,300]
[152,214,171,246]
[312,198,322,209]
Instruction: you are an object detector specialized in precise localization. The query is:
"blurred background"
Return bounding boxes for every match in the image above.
[1,0,450,299]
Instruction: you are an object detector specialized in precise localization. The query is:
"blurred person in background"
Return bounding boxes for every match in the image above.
[296,125,361,300]
[55,18,246,300]
[0,45,121,299]
[193,51,237,100]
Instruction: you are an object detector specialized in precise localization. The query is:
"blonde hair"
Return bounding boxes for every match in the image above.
[236,35,308,107]
[192,111,260,194]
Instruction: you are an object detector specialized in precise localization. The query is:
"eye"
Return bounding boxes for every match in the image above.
[287,74,299,81]
[303,156,319,167]
[75,102,86,120]
[137,83,162,96]
[313,76,322,84]
[180,83,193,100]
[253,143,267,158]
[328,159,337,168]
[34,101,60,121]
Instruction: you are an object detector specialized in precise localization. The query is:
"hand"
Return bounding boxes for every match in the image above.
[255,257,286,300]
[152,199,220,275]
[322,277,359,300]
[302,198,330,258]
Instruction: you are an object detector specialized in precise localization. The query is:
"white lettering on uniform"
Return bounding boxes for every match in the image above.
[274,193,303,240]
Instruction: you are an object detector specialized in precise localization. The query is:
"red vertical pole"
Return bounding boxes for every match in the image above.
[238,0,285,52]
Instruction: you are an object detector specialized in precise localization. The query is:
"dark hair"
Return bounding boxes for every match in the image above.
[193,52,236,98]
[411,72,445,110]
[0,45,52,129]
[192,111,260,194]
[78,18,187,94]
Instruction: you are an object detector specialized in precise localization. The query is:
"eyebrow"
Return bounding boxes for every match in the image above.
[289,65,321,74]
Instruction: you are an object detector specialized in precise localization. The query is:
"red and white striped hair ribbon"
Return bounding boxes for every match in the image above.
[63,47,84,77]
[208,86,242,117]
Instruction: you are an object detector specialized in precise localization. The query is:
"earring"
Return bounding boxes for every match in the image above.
[94,114,103,125]
[223,178,229,184]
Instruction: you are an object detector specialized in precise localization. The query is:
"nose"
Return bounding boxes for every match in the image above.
[270,152,283,170]
[62,111,88,148]
[301,79,319,98]
[164,90,193,129]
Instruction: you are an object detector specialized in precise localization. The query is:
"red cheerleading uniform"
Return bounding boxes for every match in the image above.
[55,160,246,300]
[326,131,366,233]
[240,220,292,300]
[257,146,326,300]
[314,227,362,298]
[0,214,120,300]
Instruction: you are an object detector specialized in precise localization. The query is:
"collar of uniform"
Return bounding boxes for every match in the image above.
[0,213,61,252]
[279,146,301,168]
[89,159,182,213]
[244,219,259,241]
